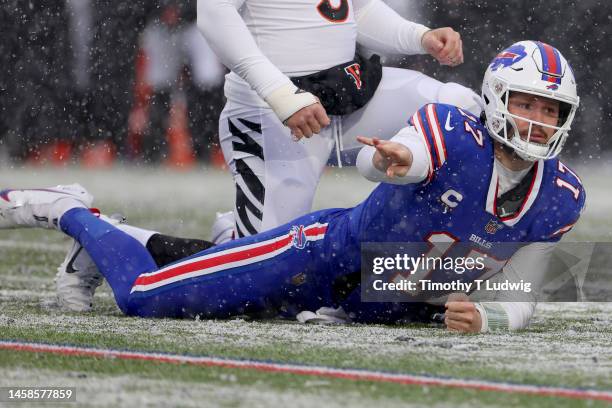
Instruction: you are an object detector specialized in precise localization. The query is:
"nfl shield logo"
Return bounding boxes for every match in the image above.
[291,225,308,249]
[485,219,503,234]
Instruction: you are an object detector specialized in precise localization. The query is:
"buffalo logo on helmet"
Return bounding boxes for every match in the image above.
[490,44,528,71]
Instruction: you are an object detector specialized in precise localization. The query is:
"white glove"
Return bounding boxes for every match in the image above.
[296,306,351,324]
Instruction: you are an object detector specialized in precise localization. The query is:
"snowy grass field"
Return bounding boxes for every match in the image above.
[1,164,611,407]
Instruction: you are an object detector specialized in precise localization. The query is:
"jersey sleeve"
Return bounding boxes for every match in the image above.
[408,104,453,182]
[196,0,292,99]
[475,242,556,331]
[542,162,586,242]
[409,103,486,183]
[353,0,429,55]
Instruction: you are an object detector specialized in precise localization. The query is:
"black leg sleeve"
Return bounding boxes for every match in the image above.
[145,234,215,267]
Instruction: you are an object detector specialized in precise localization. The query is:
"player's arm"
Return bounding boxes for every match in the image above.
[353,0,463,66]
[445,243,556,333]
[357,102,456,184]
[463,189,587,334]
[197,0,329,138]
[356,126,431,184]
[445,297,537,333]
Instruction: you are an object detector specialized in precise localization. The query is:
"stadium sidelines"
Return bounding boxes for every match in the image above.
[1,340,611,402]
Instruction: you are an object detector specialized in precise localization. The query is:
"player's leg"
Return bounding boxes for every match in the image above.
[57,216,217,312]
[0,185,156,313]
[33,203,220,317]
[340,67,481,151]
[59,211,227,317]
[124,211,335,318]
[55,213,130,312]
[60,206,338,318]
[58,207,159,314]
[0,185,215,313]
[0,184,344,319]
[219,102,334,236]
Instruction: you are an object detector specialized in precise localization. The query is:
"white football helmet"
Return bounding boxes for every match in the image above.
[482,41,579,161]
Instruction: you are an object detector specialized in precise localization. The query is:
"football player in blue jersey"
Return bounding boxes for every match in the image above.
[0,41,584,333]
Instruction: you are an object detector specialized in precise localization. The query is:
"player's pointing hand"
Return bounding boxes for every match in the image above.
[422,27,464,67]
[357,136,413,178]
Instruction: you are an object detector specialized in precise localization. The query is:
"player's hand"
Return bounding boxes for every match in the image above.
[285,103,331,141]
[444,293,482,333]
[357,136,413,178]
[422,27,464,67]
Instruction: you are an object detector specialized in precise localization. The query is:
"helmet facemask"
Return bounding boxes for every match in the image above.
[497,90,576,161]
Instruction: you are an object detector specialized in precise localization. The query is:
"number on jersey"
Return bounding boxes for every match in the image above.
[317,0,349,23]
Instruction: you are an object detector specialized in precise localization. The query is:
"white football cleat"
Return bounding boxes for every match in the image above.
[0,184,93,230]
[55,239,103,312]
[55,213,125,312]
[210,210,235,245]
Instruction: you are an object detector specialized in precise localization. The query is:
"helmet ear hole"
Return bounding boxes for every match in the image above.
[558,102,572,126]
[479,111,487,124]
[504,120,514,140]
[502,91,509,105]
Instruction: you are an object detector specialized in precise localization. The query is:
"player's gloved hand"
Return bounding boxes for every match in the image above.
[422,27,464,67]
[265,83,331,140]
[357,136,413,178]
[444,293,482,333]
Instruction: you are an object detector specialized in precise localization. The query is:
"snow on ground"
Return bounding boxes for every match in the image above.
[1,279,611,384]
[0,163,611,401]
[2,366,445,408]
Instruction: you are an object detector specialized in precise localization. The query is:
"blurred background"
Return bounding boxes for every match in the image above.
[0,0,610,168]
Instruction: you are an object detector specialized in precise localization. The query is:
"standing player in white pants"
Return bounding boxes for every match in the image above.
[197,0,482,237]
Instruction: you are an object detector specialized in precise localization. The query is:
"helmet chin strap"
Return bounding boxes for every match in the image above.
[495,139,535,164]
[513,144,540,162]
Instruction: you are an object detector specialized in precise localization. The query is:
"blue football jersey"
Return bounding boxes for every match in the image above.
[329,103,586,279]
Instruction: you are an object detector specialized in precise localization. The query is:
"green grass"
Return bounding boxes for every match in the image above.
[1,165,611,407]
[2,350,607,408]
